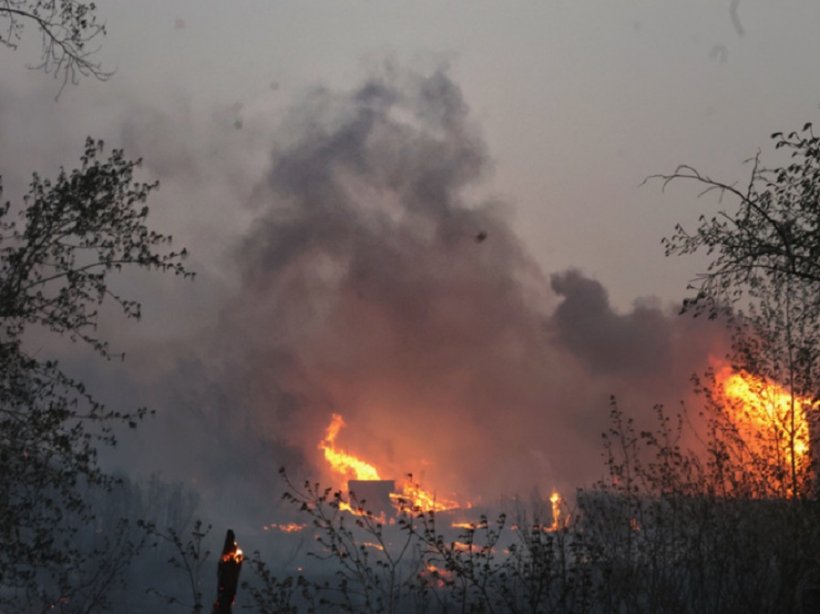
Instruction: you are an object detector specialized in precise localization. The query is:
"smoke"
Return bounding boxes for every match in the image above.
[0,64,726,523]
[549,269,723,389]
[114,64,727,517]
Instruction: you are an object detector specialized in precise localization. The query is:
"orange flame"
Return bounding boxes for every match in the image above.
[319,414,381,481]
[452,541,494,554]
[221,548,244,564]
[337,500,389,524]
[548,490,562,531]
[717,367,815,497]
[263,522,307,533]
[319,413,462,513]
[391,482,460,513]
[420,563,454,588]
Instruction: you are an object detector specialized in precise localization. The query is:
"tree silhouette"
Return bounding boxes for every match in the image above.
[0,138,191,607]
[652,123,820,498]
[0,1,110,92]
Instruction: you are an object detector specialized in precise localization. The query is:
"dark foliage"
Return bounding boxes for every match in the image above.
[0,0,109,92]
[0,138,190,609]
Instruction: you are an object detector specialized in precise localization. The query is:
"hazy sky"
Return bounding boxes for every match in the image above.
[3,1,819,309]
[3,1,820,519]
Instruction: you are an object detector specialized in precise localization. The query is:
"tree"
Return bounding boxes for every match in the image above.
[652,123,820,498]
[0,1,109,91]
[655,124,820,313]
[0,138,191,608]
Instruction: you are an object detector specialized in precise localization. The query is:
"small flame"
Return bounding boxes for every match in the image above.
[263,522,306,533]
[452,541,494,554]
[420,563,454,588]
[548,490,562,531]
[391,482,460,513]
[337,500,389,524]
[222,548,244,564]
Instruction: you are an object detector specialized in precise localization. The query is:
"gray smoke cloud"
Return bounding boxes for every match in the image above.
[112,65,727,523]
[2,64,727,527]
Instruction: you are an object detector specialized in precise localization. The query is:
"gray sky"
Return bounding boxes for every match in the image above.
[2,1,819,515]
[4,1,820,309]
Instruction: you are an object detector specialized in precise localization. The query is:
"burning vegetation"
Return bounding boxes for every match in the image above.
[715,366,815,498]
[263,358,820,613]
[262,522,307,534]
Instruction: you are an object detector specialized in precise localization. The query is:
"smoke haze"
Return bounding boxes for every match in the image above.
[92,65,728,528]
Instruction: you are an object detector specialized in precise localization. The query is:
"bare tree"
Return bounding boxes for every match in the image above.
[0,0,110,92]
[652,124,820,316]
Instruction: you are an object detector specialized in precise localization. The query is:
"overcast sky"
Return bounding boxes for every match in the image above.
[2,1,819,517]
[3,1,819,310]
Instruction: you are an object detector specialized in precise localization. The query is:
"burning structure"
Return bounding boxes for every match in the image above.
[319,413,462,514]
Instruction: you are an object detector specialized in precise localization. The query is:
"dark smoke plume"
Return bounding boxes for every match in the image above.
[111,65,726,520]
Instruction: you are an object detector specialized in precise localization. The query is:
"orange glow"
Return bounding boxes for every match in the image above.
[421,563,454,588]
[391,483,460,513]
[548,491,562,531]
[319,414,381,481]
[451,521,476,530]
[221,548,244,564]
[319,413,462,513]
[716,367,814,497]
[452,541,493,554]
[337,500,389,524]
[263,522,307,533]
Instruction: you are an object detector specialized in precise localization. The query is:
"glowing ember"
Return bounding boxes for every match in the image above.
[548,490,562,531]
[452,541,493,554]
[717,367,815,497]
[451,521,476,530]
[319,413,462,513]
[263,522,307,533]
[421,563,454,588]
[222,548,244,564]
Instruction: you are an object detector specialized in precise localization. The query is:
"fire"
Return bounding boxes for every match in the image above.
[421,563,454,588]
[391,482,460,513]
[548,490,562,531]
[337,500,389,524]
[452,541,494,554]
[319,414,381,481]
[221,548,244,564]
[319,413,462,513]
[263,522,307,533]
[716,367,814,497]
